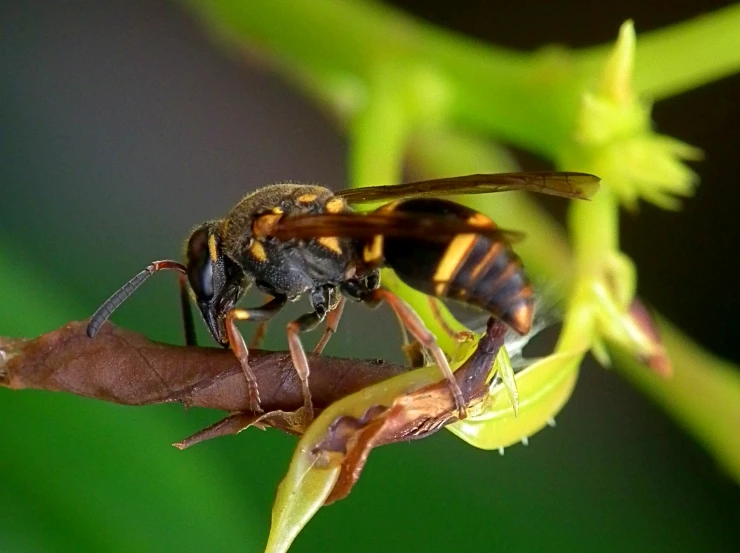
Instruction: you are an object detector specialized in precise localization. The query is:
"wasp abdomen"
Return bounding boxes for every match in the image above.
[381,198,534,335]
[444,234,533,335]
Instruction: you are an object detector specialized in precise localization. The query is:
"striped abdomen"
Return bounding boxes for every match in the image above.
[381,198,534,335]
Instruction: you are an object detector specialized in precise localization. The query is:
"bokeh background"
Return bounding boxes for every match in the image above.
[1,1,739,552]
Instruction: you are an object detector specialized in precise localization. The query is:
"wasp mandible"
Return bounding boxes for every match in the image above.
[87,172,599,419]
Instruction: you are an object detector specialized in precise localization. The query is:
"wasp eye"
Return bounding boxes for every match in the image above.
[186,228,215,301]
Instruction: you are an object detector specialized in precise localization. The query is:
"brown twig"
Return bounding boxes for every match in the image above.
[0,321,405,413]
[1,318,506,452]
[1,318,507,504]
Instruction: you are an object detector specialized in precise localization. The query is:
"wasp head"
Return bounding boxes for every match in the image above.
[185,222,248,347]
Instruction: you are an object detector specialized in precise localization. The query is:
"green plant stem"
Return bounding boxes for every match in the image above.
[578,3,740,100]
[569,186,620,273]
[348,62,411,187]
[348,80,472,352]
[179,0,740,157]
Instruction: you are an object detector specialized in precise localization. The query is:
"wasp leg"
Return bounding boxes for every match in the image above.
[248,322,269,349]
[366,289,467,419]
[286,286,334,421]
[427,297,475,364]
[427,297,475,343]
[178,274,197,346]
[313,296,346,354]
[225,296,288,413]
[339,275,425,367]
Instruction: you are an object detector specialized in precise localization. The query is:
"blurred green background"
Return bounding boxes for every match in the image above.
[1,1,739,552]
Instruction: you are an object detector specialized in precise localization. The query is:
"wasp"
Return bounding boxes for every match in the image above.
[87,172,598,419]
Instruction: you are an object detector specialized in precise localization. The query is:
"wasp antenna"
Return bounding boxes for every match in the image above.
[87,260,186,338]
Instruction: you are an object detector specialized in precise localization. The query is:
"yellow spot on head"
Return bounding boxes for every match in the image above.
[208,234,218,262]
[363,235,384,264]
[318,236,342,255]
[249,240,267,262]
[325,197,345,213]
[297,193,318,203]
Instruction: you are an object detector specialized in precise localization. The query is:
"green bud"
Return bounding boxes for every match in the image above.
[561,21,702,210]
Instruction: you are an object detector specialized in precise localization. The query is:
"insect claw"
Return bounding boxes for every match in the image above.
[547,417,557,427]
[521,436,529,446]
[247,382,263,414]
[498,447,505,456]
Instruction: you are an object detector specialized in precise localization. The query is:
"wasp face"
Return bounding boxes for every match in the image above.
[185,222,248,346]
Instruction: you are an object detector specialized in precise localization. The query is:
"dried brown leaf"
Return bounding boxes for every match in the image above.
[1,318,507,467]
[0,321,406,429]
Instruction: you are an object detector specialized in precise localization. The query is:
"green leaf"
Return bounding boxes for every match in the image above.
[265,361,446,552]
[265,446,342,553]
[448,350,584,450]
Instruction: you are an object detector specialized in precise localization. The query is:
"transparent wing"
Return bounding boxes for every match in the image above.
[335,172,600,204]
[269,212,525,243]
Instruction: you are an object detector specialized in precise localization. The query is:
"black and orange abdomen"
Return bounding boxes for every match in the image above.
[380,198,534,335]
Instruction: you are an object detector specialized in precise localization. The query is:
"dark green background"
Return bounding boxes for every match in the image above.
[1,1,739,552]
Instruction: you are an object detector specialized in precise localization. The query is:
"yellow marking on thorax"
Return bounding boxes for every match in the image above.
[249,240,267,262]
[297,193,318,203]
[325,197,345,213]
[432,234,477,296]
[363,235,384,264]
[272,207,284,214]
[208,234,218,262]
[318,236,342,255]
[252,213,282,237]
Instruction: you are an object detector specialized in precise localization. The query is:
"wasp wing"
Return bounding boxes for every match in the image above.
[335,172,600,204]
[269,212,525,243]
